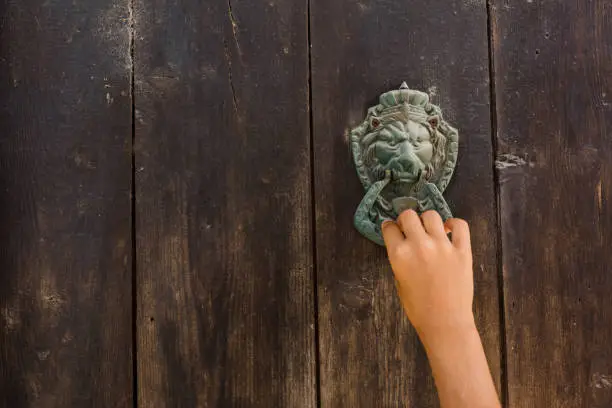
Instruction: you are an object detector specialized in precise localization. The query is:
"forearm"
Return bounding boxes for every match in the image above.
[419,323,500,408]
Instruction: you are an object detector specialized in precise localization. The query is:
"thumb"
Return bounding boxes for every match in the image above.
[381,221,405,252]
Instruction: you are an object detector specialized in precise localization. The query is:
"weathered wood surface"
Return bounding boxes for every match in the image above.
[0,0,133,407]
[133,0,316,406]
[310,0,502,406]
[491,1,612,406]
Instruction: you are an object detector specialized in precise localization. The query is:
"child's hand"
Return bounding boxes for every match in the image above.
[381,210,475,342]
[383,210,501,408]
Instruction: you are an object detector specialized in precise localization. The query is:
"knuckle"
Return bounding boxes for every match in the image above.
[391,243,410,259]
[454,218,468,227]
[399,209,417,221]
[417,238,436,254]
[422,210,440,220]
[448,217,469,231]
[381,221,393,233]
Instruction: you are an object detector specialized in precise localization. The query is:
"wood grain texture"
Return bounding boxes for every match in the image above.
[491,1,612,406]
[133,0,316,406]
[310,0,501,406]
[0,0,133,407]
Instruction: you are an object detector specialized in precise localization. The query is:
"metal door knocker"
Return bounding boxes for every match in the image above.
[350,82,459,245]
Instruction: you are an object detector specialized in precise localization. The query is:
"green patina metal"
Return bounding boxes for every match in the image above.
[350,82,459,245]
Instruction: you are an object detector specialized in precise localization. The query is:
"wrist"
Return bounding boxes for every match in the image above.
[416,320,500,408]
[416,316,478,352]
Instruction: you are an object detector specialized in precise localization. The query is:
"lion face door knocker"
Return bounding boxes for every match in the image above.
[350,82,459,246]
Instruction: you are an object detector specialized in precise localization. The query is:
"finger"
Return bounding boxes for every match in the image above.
[444,218,471,250]
[421,210,446,239]
[397,209,426,240]
[381,220,405,250]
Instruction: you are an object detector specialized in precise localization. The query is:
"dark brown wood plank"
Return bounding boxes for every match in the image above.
[0,1,133,407]
[491,1,612,406]
[134,0,315,406]
[310,1,502,406]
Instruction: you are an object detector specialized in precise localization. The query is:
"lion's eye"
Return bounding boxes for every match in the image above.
[371,118,381,128]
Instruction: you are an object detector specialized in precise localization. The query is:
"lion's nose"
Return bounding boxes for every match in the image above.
[382,142,414,177]
[397,141,414,165]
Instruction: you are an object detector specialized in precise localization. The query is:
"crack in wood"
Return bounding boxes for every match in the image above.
[223,40,239,112]
[227,0,242,55]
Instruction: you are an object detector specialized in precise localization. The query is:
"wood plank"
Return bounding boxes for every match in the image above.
[491,1,612,406]
[0,1,133,406]
[133,0,316,406]
[310,1,502,406]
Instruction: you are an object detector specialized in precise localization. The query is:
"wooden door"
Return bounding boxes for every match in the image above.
[2,0,612,406]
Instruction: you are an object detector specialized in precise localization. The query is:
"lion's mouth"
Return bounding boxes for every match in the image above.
[384,155,423,179]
